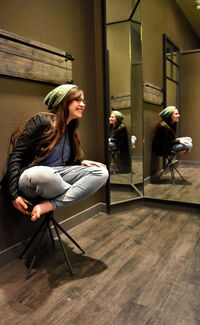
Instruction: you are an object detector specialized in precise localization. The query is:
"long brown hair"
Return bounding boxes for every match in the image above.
[10,87,84,164]
[152,118,176,139]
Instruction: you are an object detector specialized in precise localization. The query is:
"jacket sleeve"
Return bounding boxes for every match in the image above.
[152,124,175,156]
[113,125,129,150]
[158,126,172,151]
[7,114,50,200]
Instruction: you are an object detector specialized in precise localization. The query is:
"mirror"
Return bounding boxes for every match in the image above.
[105,0,200,207]
[106,0,143,205]
[143,1,200,204]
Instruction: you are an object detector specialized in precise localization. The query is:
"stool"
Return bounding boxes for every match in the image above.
[109,148,120,174]
[157,153,186,184]
[20,210,85,279]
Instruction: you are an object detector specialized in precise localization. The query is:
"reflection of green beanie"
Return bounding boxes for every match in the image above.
[159,106,176,120]
[44,84,77,109]
[112,110,125,121]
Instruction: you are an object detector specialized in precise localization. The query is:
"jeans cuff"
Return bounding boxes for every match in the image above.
[50,199,56,211]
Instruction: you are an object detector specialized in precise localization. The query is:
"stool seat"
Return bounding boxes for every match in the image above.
[20,209,85,279]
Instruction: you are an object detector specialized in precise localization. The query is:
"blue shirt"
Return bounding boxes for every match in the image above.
[38,130,71,167]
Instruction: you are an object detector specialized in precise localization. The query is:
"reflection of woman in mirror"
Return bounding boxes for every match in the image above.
[108,110,131,173]
[152,106,193,156]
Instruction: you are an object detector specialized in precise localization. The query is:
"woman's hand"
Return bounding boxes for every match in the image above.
[12,196,31,215]
[81,160,106,168]
[179,139,190,145]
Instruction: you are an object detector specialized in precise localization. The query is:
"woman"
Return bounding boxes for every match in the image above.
[108,110,131,173]
[152,106,192,156]
[3,84,109,221]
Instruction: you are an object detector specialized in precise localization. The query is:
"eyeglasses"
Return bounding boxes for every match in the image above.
[74,97,86,105]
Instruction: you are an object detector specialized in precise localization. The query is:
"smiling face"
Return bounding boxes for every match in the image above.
[67,91,85,124]
[109,113,117,126]
[171,108,180,123]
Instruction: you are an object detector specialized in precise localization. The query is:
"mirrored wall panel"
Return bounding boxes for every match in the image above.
[144,34,200,204]
[106,0,200,207]
[106,2,143,205]
[144,49,200,204]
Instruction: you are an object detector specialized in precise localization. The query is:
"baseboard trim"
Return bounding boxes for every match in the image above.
[180,160,200,167]
[0,202,106,269]
[110,196,200,214]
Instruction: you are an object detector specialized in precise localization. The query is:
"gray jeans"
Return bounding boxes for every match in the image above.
[172,137,193,152]
[18,165,109,210]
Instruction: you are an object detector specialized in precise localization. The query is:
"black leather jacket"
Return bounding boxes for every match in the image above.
[2,113,80,200]
[152,121,179,156]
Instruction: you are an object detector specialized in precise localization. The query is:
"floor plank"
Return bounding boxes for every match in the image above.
[0,206,200,324]
[145,164,200,204]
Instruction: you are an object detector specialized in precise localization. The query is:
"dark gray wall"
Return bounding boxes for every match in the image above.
[0,0,106,251]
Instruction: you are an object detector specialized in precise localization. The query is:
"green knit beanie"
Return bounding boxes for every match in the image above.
[159,106,176,120]
[112,110,125,122]
[44,84,77,109]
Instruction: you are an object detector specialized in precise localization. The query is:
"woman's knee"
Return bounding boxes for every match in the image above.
[19,166,68,198]
[88,165,109,182]
[20,166,56,186]
[101,167,109,180]
[95,166,109,182]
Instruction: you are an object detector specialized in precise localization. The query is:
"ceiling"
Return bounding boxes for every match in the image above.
[106,0,200,39]
[176,0,200,38]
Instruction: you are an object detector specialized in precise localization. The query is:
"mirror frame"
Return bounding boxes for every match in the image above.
[104,0,143,209]
[102,0,200,211]
[163,34,180,110]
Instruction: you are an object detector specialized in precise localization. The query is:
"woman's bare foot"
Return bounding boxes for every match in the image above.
[31,200,53,221]
[178,150,186,155]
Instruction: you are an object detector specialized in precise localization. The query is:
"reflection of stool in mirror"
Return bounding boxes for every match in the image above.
[20,209,85,279]
[109,148,120,174]
[157,152,186,184]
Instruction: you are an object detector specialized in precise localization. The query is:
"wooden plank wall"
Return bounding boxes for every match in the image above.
[0,28,73,84]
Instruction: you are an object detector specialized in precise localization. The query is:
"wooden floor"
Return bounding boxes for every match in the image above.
[110,158,143,204]
[145,164,200,204]
[110,158,143,186]
[0,204,200,324]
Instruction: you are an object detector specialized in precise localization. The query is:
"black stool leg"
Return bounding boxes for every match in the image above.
[25,221,49,279]
[157,161,169,181]
[171,162,186,182]
[20,218,47,258]
[21,211,85,279]
[157,154,185,184]
[169,162,175,184]
[51,217,74,276]
[53,219,85,254]
[167,155,186,183]
[157,168,165,181]
[47,221,55,247]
